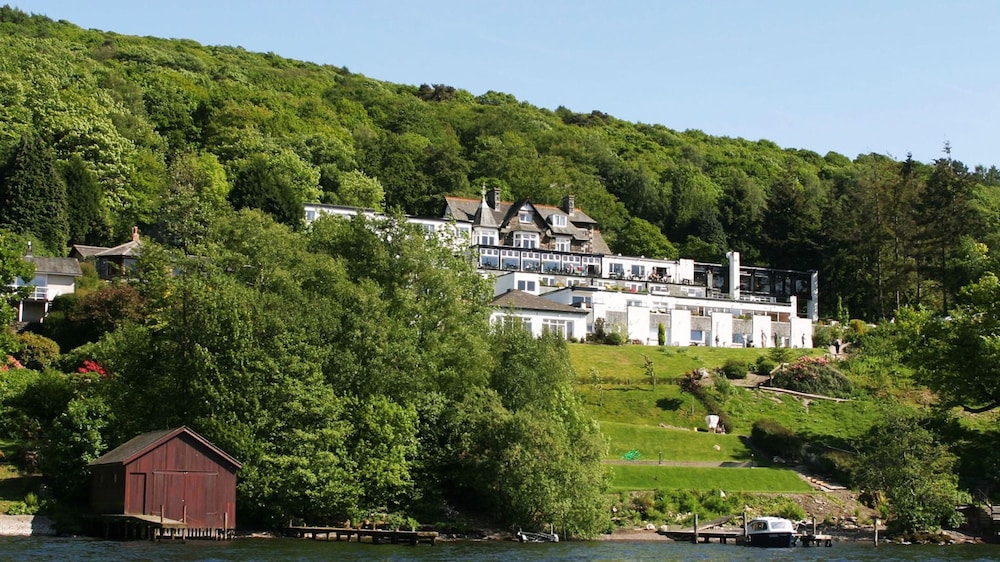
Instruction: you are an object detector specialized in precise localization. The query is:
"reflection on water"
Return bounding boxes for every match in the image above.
[0,536,998,562]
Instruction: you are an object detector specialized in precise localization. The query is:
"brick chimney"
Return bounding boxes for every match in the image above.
[561,194,575,215]
[131,226,140,242]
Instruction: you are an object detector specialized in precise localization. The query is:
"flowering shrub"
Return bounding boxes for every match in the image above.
[770,356,852,398]
[77,359,107,377]
[1,355,24,371]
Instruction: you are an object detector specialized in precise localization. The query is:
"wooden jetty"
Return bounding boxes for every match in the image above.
[658,527,744,544]
[94,513,235,541]
[286,525,438,546]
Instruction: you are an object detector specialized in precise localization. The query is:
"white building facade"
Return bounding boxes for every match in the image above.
[305,192,818,348]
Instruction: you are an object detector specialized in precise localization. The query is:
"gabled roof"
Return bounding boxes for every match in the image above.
[499,200,544,233]
[443,196,599,228]
[94,239,142,258]
[492,289,589,315]
[69,245,108,259]
[89,426,242,469]
[24,256,82,277]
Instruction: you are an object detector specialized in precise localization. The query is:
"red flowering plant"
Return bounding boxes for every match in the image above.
[1,355,24,371]
[770,355,852,398]
[77,359,108,378]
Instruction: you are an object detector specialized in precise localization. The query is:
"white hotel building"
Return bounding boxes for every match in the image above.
[305,188,817,348]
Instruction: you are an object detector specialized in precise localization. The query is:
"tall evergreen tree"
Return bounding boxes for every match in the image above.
[912,145,980,312]
[61,154,107,246]
[0,134,69,253]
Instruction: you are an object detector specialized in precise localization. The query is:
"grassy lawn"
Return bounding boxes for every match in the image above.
[718,386,884,440]
[579,383,711,428]
[607,465,813,493]
[569,343,772,383]
[601,421,749,462]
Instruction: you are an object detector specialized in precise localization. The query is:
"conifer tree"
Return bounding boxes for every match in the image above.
[61,154,107,246]
[0,134,69,253]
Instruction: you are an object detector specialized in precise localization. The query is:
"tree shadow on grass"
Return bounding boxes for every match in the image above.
[656,397,683,411]
[0,475,42,501]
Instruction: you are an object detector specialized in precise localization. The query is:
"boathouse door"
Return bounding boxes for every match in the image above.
[127,473,146,515]
[152,471,186,521]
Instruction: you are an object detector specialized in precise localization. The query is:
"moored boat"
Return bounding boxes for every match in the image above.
[745,516,796,547]
[516,525,559,542]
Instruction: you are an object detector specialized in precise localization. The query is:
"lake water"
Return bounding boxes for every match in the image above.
[1,537,999,561]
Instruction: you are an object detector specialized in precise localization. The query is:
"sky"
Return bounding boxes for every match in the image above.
[11,0,1000,168]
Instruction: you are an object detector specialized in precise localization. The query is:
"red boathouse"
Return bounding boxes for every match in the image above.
[89,426,241,539]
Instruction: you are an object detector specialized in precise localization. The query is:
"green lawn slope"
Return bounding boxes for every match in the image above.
[569,343,877,494]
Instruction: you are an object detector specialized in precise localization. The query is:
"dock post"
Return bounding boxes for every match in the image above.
[693,513,698,544]
[874,517,878,547]
[742,510,748,546]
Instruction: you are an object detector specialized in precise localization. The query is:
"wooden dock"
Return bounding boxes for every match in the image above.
[658,527,744,544]
[94,513,235,541]
[286,525,437,546]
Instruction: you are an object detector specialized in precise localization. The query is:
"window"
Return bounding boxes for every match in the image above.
[517,280,536,292]
[513,232,538,249]
[502,315,532,332]
[477,230,497,246]
[479,248,499,268]
[542,319,573,339]
[305,210,316,222]
[519,209,534,223]
[631,264,645,278]
[609,263,624,278]
[555,237,570,252]
[550,214,567,227]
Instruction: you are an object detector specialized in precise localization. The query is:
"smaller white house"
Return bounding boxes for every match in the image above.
[14,254,82,323]
[491,289,588,341]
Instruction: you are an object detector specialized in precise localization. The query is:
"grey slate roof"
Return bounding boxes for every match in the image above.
[70,245,107,259]
[89,426,242,469]
[444,195,611,253]
[95,239,142,258]
[24,256,82,276]
[492,289,589,315]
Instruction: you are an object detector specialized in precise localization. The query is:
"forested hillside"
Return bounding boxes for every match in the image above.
[2,7,999,321]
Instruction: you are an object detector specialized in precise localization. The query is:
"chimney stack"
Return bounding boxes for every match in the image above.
[561,194,575,215]
[131,226,140,242]
[487,186,501,209]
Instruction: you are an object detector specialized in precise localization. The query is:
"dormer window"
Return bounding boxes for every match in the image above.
[550,214,567,227]
[519,210,533,224]
[513,232,538,249]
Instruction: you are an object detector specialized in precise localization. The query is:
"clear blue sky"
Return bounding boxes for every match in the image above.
[13,0,1000,168]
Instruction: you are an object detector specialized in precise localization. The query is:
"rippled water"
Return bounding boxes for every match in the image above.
[1,536,998,561]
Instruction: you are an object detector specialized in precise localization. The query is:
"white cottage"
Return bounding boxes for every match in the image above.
[15,254,82,323]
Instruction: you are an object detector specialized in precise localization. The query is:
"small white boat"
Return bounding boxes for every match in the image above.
[516,525,559,542]
[746,516,797,547]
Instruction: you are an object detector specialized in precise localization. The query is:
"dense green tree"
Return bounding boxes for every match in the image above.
[0,231,31,355]
[854,411,964,534]
[909,274,1000,413]
[761,172,819,270]
[321,168,384,209]
[61,154,109,246]
[611,217,678,260]
[156,151,229,251]
[0,134,69,253]
[229,152,314,228]
[912,149,980,313]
